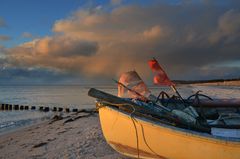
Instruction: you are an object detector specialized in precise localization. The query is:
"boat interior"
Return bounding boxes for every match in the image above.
[96,97,240,141]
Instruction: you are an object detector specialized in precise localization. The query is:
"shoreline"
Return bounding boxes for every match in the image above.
[0,112,128,159]
[178,80,240,86]
[0,114,52,137]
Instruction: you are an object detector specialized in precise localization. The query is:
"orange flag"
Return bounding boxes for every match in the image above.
[148,59,175,86]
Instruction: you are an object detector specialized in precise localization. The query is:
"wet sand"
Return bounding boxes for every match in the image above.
[0,112,128,159]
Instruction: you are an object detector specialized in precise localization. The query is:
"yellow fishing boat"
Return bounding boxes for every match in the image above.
[97,103,240,159]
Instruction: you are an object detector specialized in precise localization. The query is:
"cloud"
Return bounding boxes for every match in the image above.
[0,17,6,27]
[21,32,34,38]
[143,25,163,39]
[0,66,78,85]
[33,36,98,57]
[111,0,122,6]
[0,45,7,56]
[4,35,99,76]
[209,9,240,44]
[0,35,11,41]
[1,1,240,83]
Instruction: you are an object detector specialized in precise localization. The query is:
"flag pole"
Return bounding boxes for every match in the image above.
[170,85,185,102]
[113,79,172,112]
[150,58,186,105]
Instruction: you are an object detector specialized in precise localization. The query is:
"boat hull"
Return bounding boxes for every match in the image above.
[98,105,240,159]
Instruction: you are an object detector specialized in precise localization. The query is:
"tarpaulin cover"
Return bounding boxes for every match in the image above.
[118,71,150,100]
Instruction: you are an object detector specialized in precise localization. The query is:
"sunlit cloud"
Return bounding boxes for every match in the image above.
[1,1,240,83]
[111,0,123,6]
[0,17,6,27]
[21,32,34,39]
[0,35,11,41]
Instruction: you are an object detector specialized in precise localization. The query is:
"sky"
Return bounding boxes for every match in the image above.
[0,0,240,85]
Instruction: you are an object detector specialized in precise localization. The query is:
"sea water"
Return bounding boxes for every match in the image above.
[0,85,117,134]
[0,85,239,134]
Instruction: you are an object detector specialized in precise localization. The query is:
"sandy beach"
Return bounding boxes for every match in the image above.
[0,85,239,159]
[0,111,128,159]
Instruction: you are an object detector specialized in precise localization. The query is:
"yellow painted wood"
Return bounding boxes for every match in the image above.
[98,105,240,159]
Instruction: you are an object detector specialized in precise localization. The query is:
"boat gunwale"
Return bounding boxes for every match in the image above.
[98,102,240,143]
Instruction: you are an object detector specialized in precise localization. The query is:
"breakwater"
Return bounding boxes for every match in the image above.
[0,103,81,113]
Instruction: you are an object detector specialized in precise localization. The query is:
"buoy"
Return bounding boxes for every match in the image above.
[20,105,24,110]
[31,106,36,110]
[58,107,63,112]
[72,108,78,112]
[39,106,43,111]
[65,108,70,112]
[24,106,29,110]
[14,105,19,110]
[43,107,49,112]
[52,107,57,111]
